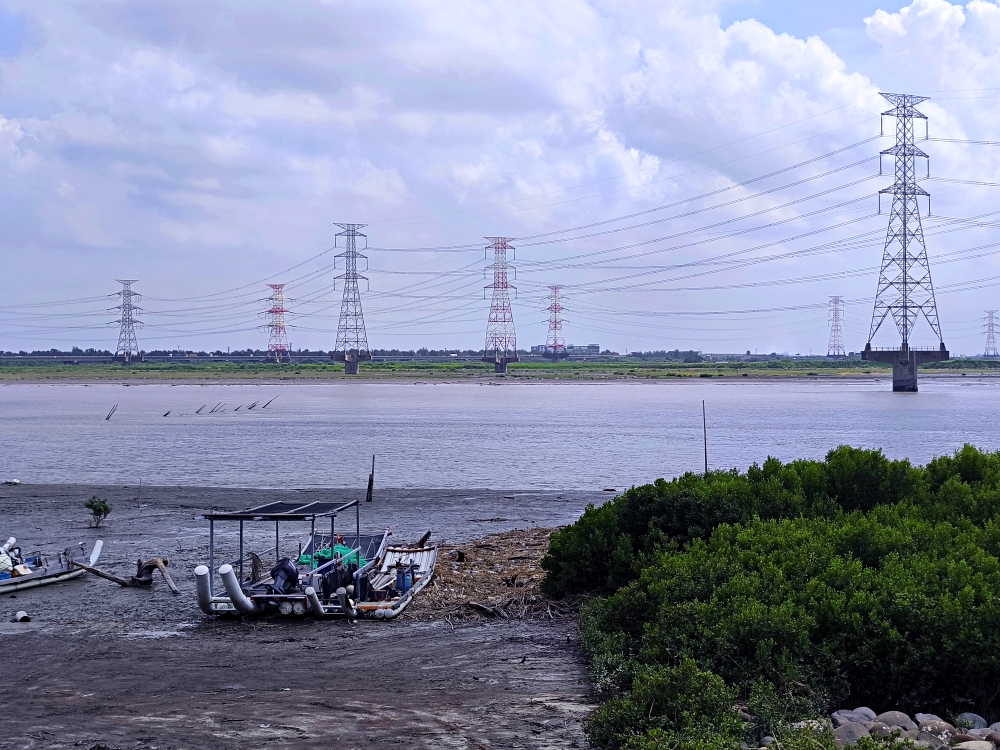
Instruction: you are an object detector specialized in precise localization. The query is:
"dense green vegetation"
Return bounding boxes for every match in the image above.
[542,445,1000,749]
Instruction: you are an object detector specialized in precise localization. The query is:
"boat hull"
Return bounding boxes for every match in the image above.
[0,540,104,593]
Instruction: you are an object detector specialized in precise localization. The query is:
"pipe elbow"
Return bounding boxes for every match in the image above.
[305,586,326,618]
[194,565,214,615]
[336,586,357,618]
[219,563,256,615]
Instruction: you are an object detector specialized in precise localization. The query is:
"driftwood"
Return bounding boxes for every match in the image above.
[72,556,180,595]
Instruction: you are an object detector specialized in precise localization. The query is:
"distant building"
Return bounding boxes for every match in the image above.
[532,343,600,357]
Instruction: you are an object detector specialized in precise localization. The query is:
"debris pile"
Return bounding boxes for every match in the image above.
[403,526,578,622]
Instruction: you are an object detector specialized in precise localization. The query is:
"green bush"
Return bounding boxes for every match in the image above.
[562,445,1000,749]
[581,508,1000,744]
[84,495,111,528]
[584,659,741,750]
[541,446,920,598]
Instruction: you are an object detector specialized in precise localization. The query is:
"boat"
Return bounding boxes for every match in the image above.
[0,537,104,593]
[194,489,437,620]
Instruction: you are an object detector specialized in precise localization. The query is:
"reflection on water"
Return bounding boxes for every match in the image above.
[0,378,996,489]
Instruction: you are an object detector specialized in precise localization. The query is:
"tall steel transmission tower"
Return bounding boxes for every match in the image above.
[483,236,518,373]
[985,310,999,358]
[827,296,845,357]
[111,279,142,364]
[545,285,567,359]
[862,92,948,391]
[265,283,290,363]
[331,223,371,375]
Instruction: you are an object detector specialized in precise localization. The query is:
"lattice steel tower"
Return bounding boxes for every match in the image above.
[331,223,371,375]
[862,93,948,391]
[985,310,999,358]
[828,296,845,357]
[111,279,142,364]
[265,283,290,363]
[545,285,567,359]
[483,237,518,373]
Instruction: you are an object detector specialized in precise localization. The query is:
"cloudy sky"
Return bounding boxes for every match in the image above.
[3,0,1000,355]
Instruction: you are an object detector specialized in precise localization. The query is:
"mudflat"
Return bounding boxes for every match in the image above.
[1,484,599,749]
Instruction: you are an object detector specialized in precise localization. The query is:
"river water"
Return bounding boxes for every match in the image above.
[0,378,996,489]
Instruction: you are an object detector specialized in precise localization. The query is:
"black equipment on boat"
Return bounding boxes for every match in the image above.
[269,558,299,594]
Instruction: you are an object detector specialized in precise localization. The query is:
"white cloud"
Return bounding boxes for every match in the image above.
[0,0,999,355]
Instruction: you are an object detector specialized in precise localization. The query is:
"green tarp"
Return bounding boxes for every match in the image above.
[298,543,365,568]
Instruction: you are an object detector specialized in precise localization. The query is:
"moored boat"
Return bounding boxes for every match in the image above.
[0,537,104,593]
[193,497,436,620]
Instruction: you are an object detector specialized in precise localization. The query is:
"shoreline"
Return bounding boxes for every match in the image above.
[1,370,998,385]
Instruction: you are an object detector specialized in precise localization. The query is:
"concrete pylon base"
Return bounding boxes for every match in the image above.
[331,350,371,375]
[484,353,519,374]
[892,354,918,392]
[862,342,948,392]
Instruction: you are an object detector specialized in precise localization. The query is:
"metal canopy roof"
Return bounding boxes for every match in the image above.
[203,499,360,521]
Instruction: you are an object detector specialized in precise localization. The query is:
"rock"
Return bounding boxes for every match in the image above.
[878,712,918,731]
[986,733,1000,746]
[958,715,989,731]
[918,732,950,750]
[951,735,981,745]
[834,711,871,727]
[835,722,872,748]
[968,729,992,738]
[921,720,957,734]
[953,742,993,750]
[854,707,878,721]
[446,549,466,562]
[865,722,895,737]
[991,724,1000,733]
[918,715,946,724]
[740,711,756,723]
[761,737,776,746]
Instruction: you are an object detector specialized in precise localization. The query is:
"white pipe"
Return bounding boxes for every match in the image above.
[219,564,256,615]
[336,586,356,618]
[88,540,104,566]
[1,537,14,554]
[194,565,214,615]
[306,586,326,618]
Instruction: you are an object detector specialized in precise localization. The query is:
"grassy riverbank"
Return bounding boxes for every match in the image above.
[0,357,917,381]
[3,357,999,381]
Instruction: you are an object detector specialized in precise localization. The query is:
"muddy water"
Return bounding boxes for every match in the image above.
[2,378,999,490]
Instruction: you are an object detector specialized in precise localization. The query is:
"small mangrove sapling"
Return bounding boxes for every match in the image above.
[85,495,111,528]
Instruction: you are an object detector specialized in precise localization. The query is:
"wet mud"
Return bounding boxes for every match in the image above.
[1,484,601,749]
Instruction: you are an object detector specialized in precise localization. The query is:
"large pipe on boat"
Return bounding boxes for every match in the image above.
[336,586,356,618]
[219,563,256,615]
[88,540,104,565]
[1,537,15,554]
[194,565,214,615]
[306,586,326,618]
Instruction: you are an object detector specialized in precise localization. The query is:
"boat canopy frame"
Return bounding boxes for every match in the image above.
[202,499,363,597]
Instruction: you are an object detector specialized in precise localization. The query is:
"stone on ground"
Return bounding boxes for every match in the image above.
[834,722,871,748]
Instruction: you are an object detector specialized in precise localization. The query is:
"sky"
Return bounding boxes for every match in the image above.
[3,0,1000,355]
